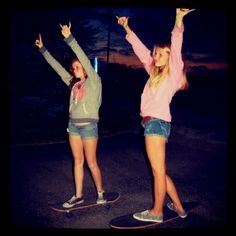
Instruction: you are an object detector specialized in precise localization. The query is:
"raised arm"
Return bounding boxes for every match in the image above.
[169,8,195,86]
[60,22,100,84]
[35,33,72,86]
[117,16,153,74]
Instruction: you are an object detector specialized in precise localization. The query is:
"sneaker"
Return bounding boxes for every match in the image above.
[133,210,163,223]
[167,202,187,218]
[62,195,84,208]
[96,191,107,204]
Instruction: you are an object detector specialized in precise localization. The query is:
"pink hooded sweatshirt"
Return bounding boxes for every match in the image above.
[126,24,184,122]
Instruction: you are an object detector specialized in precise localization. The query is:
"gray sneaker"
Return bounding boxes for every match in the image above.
[133,210,163,223]
[62,195,84,208]
[167,202,187,218]
[96,191,107,204]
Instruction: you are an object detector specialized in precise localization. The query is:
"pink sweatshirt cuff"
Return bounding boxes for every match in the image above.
[172,23,184,33]
[125,31,135,42]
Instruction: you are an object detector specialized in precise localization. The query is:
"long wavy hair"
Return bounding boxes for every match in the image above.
[149,43,170,88]
[149,43,189,90]
[68,58,88,90]
[179,67,189,90]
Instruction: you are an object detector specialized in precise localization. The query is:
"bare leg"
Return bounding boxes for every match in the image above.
[83,138,104,192]
[166,175,185,213]
[145,136,166,216]
[69,135,84,197]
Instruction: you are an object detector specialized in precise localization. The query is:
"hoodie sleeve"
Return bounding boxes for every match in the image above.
[39,46,72,86]
[126,31,154,75]
[169,23,184,88]
[64,34,101,86]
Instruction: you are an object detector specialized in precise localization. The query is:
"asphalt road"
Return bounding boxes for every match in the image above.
[7,123,229,234]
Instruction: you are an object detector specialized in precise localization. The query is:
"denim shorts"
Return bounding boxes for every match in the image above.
[67,121,98,139]
[143,118,171,140]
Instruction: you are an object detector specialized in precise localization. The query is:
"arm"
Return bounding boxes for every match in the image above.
[60,22,100,83]
[117,16,153,74]
[169,8,195,86]
[35,34,72,86]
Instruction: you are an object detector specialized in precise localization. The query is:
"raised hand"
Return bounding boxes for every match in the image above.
[116,16,129,28]
[60,22,71,38]
[35,33,43,48]
[116,16,132,35]
[176,8,195,28]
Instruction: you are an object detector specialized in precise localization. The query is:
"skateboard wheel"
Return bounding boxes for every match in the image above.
[105,204,110,210]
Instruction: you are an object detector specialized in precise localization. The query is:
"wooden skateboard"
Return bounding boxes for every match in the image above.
[109,201,200,229]
[50,191,120,217]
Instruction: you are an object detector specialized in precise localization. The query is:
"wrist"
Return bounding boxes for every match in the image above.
[176,16,184,28]
[64,34,70,39]
[64,34,73,44]
[124,25,131,33]
[39,45,46,53]
[176,15,184,21]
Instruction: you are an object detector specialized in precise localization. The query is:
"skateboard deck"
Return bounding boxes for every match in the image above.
[50,191,120,213]
[110,201,200,229]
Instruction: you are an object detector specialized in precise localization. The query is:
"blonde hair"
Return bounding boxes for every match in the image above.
[149,44,189,90]
[149,44,170,88]
[149,64,169,87]
[179,70,189,90]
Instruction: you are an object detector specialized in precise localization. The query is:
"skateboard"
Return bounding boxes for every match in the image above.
[109,201,200,229]
[50,191,120,217]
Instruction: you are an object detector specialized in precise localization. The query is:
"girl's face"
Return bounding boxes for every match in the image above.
[71,60,85,79]
[152,46,170,67]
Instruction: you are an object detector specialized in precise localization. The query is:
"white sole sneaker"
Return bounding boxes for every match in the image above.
[167,202,187,218]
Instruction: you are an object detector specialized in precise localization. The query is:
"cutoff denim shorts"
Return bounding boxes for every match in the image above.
[143,118,171,140]
[67,121,98,139]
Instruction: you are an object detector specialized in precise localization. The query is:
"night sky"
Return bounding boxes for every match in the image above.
[2,2,234,146]
[8,7,228,70]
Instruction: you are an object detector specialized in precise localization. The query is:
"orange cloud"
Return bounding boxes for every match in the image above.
[97,52,227,71]
[185,61,227,70]
[98,52,142,68]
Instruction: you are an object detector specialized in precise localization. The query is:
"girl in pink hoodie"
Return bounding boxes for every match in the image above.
[117,8,195,223]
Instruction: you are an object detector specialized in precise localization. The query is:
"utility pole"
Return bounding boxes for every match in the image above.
[106,12,112,65]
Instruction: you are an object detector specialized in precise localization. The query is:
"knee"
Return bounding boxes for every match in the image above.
[87,161,98,170]
[152,166,166,177]
[74,156,84,166]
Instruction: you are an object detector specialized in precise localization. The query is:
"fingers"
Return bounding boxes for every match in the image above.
[177,8,195,17]
[179,8,188,11]
[117,16,129,26]
[59,22,71,29]
[35,39,40,46]
[116,16,129,20]
[35,33,41,45]
[179,8,196,13]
